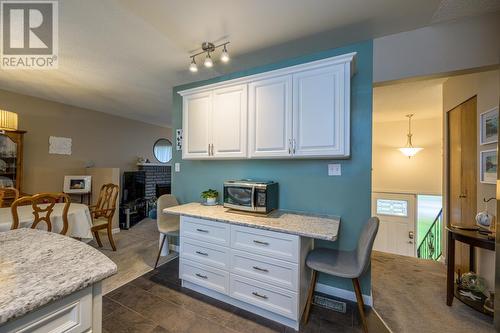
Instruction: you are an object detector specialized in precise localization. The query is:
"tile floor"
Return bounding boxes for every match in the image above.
[102,258,389,333]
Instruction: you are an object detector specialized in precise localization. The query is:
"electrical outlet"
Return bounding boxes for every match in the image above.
[328,164,341,176]
[175,163,180,172]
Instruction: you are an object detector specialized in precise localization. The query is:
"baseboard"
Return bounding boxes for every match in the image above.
[112,228,120,234]
[315,282,373,306]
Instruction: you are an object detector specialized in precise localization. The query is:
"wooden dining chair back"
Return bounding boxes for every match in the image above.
[90,183,119,251]
[11,193,71,235]
[0,187,19,207]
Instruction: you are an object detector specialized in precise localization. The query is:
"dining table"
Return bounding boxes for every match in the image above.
[0,203,94,240]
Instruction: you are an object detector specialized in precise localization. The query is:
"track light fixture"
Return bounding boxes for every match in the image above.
[188,41,230,72]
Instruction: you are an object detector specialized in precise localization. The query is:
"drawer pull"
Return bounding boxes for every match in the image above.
[195,273,208,279]
[253,240,269,246]
[196,228,209,233]
[252,291,268,300]
[252,266,269,272]
[196,251,208,256]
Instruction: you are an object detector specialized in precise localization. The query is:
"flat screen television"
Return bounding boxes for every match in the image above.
[63,175,91,193]
[122,171,146,203]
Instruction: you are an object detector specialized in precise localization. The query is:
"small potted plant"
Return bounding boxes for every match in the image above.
[201,189,218,206]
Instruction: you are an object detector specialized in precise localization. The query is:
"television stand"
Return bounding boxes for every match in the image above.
[65,192,91,205]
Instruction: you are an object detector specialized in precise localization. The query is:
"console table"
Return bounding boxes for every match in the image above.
[446,226,495,315]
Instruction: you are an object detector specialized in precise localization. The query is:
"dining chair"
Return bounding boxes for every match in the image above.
[90,183,119,251]
[154,194,180,268]
[0,187,19,207]
[11,192,71,235]
[302,217,380,333]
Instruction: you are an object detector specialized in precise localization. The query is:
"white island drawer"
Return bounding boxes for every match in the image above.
[230,250,298,290]
[180,259,229,295]
[181,216,230,246]
[230,274,297,320]
[181,238,230,269]
[230,225,299,262]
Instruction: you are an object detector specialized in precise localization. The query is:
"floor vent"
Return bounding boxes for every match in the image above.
[313,295,347,313]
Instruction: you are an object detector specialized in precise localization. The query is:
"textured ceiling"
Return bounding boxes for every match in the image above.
[0,0,495,127]
[373,78,446,123]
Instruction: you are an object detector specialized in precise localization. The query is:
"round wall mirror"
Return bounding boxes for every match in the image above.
[153,138,172,163]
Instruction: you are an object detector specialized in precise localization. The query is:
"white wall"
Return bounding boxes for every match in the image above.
[373,117,442,195]
[443,69,500,291]
[374,12,500,83]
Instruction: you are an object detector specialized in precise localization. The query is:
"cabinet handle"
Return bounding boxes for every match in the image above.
[196,251,208,256]
[252,266,269,272]
[195,273,208,279]
[292,139,296,154]
[208,144,211,156]
[211,144,214,156]
[196,228,209,233]
[252,292,268,299]
[288,139,292,154]
[253,240,269,246]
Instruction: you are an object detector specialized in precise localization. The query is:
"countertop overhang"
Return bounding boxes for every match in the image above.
[163,203,340,241]
[0,228,117,325]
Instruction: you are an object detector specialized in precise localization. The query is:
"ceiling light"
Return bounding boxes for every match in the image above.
[398,114,423,158]
[189,58,198,72]
[220,45,230,63]
[187,41,230,72]
[204,52,213,68]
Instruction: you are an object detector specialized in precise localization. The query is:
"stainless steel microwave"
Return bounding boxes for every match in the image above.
[223,180,278,213]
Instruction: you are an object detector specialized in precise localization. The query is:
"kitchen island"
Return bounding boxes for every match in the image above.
[0,228,117,333]
[163,203,340,330]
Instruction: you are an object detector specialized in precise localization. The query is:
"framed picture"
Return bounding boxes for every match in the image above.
[480,107,498,145]
[480,150,497,184]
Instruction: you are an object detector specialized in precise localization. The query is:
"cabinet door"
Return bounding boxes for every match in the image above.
[249,75,292,158]
[292,64,349,157]
[212,84,248,158]
[182,92,212,159]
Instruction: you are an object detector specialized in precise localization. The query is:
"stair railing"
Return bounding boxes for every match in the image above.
[417,208,443,260]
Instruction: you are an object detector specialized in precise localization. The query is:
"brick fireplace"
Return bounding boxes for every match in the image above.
[137,164,171,199]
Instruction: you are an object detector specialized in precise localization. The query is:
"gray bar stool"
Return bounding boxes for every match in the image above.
[303,217,380,332]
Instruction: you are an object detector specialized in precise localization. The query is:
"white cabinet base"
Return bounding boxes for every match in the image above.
[182,280,302,330]
[0,283,102,333]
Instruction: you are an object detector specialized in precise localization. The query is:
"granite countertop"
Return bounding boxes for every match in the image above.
[163,203,340,241]
[0,228,117,325]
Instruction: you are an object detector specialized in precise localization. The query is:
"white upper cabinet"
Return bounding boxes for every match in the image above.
[179,52,355,160]
[182,91,212,159]
[292,63,349,157]
[212,85,248,158]
[248,76,292,158]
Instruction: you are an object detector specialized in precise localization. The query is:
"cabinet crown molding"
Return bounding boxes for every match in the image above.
[178,52,356,96]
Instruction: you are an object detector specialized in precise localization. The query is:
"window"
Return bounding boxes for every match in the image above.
[376,199,408,217]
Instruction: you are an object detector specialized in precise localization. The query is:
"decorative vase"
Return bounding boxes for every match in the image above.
[206,197,216,205]
[149,208,157,219]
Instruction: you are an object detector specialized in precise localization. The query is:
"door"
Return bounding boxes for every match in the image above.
[292,64,347,157]
[372,192,416,257]
[248,75,292,158]
[448,96,477,272]
[212,85,248,158]
[182,91,212,159]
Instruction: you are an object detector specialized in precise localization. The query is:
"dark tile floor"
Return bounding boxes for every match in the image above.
[103,258,389,333]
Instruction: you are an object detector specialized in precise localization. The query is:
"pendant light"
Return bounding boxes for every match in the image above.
[220,44,230,63]
[398,114,423,158]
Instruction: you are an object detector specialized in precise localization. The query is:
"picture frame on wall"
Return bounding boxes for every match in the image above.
[480,107,499,145]
[480,149,497,184]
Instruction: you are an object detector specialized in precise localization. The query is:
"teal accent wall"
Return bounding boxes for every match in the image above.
[172,40,373,295]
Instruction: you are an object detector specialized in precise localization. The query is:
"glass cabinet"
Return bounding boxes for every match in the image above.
[0,130,25,192]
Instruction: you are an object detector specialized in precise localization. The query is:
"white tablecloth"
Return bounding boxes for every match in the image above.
[0,203,93,239]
